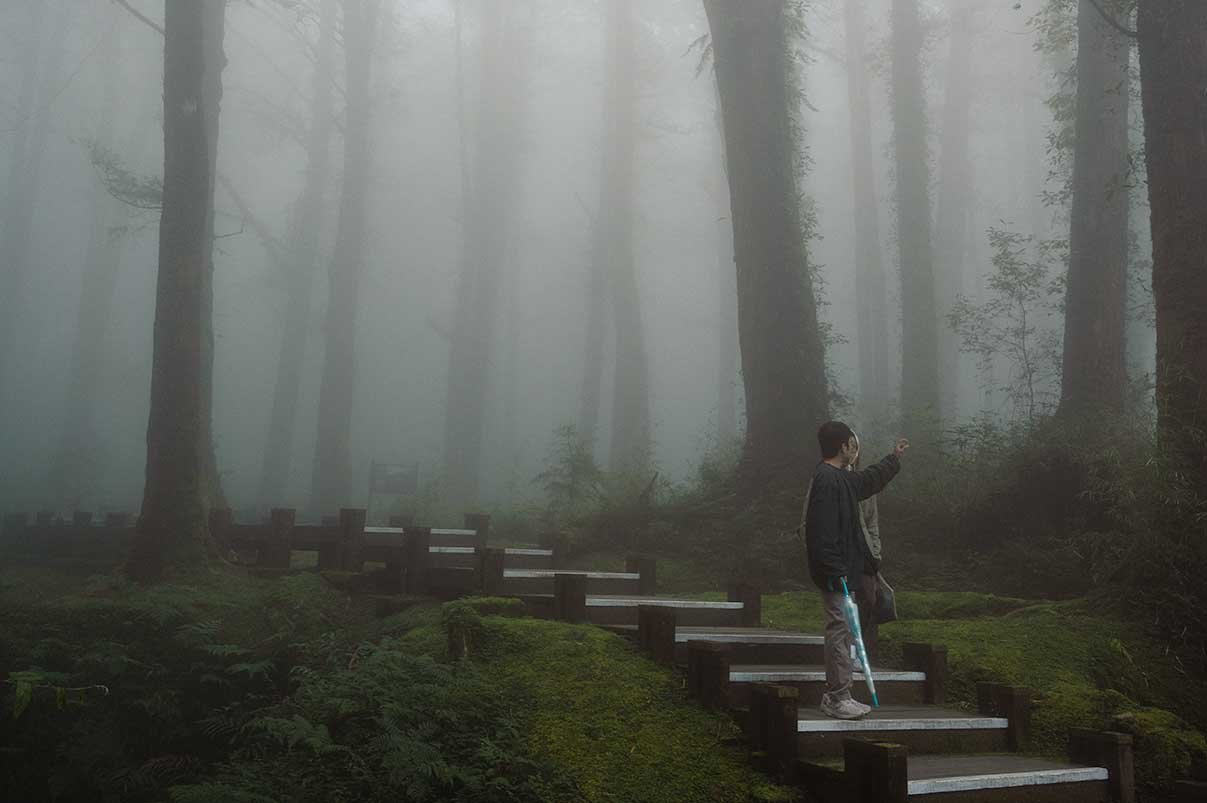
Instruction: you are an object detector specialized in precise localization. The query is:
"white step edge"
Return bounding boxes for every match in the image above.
[798,716,1008,733]
[908,767,1108,796]
[587,597,743,609]
[676,632,823,645]
[504,569,639,580]
[363,527,479,537]
[730,669,925,683]
[427,546,553,556]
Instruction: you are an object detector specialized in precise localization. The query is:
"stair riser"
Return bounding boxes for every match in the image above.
[729,680,925,708]
[907,780,1109,802]
[501,577,641,596]
[587,606,745,627]
[674,642,823,665]
[798,730,1009,758]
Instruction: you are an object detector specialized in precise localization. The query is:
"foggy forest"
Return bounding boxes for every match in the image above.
[1,0,1205,801]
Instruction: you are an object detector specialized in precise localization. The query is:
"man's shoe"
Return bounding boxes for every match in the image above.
[820,693,870,720]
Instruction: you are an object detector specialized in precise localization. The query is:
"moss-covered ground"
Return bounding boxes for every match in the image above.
[0,568,794,803]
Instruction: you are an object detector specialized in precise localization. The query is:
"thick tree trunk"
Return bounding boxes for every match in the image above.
[444,0,529,506]
[309,0,379,515]
[1136,1,1207,490]
[934,3,976,420]
[891,0,940,422]
[843,0,891,418]
[0,1,65,412]
[257,0,338,509]
[128,0,227,581]
[1058,0,1131,420]
[601,0,650,476]
[714,171,739,446]
[703,0,828,492]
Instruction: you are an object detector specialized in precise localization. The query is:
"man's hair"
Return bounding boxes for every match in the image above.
[818,421,855,459]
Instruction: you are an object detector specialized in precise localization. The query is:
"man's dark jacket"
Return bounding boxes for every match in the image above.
[803,454,900,590]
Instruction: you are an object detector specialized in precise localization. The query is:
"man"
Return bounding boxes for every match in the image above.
[804,421,908,720]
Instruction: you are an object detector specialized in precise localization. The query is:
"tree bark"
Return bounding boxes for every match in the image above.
[934,2,977,419]
[703,0,828,492]
[128,0,227,581]
[1136,0,1207,489]
[1058,0,1131,420]
[601,0,650,476]
[891,0,940,422]
[257,0,338,510]
[309,0,379,515]
[444,0,530,506]
[843,0,891,418]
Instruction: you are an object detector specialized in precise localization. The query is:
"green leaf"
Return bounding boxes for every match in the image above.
[13,681,32,719]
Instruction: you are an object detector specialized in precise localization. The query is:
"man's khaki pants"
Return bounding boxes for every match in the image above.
[821,574,878,700]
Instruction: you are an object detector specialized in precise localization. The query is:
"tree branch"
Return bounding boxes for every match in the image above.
[111,0,165,37]
[1085,0,1138,39]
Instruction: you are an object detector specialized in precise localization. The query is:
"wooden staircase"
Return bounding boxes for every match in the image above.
[627,605,1135,802]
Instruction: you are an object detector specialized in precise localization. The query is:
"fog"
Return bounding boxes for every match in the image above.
[0,0,1156,521]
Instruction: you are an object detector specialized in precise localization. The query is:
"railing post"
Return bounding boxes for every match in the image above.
[637,604,676,665]
[1069,730,1135,803]
[478,547,506,596]
[554,573,587,623]
[903,642,948,705]
[977,683,1032,751]
[339,508,367,572]
[626,555,657,596]
[404,526,431,595]
[463,512,491,541]
[687,641,730,708]
[729,581,761,627]
[264,508,296,569]
[845,739,908,802]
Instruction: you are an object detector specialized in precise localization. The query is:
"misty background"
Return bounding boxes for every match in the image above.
[0,0,1154,518]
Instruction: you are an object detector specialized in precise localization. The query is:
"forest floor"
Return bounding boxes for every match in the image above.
[2,561,1204,801]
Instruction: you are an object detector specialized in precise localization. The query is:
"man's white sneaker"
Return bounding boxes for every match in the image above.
[820,693,870,720]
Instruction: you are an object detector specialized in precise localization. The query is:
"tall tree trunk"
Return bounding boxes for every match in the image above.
[444,0,529,507]
[127,0,227,581]
[257,0,338,509]
[602,0,650,476]
[1136,1,1207,490]
[703,0,828,492]
[891,0,940,422]
[843,0,891,418]
[1058,0,1131,420]
[934,3,976,420]
[714,165,739,446]
[0,1,66,411]
[309,0,379,515]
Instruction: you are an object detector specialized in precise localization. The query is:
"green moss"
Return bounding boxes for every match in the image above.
[1111,707,1207,791]
[465,616,797,803]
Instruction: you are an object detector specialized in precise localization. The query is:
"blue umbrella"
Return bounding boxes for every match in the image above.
[840,577,879,707]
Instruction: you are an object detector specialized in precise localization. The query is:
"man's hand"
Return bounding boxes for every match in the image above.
[894,438,910,457]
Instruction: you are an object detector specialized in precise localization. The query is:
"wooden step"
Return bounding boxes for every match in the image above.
[362,526,484,549]
[585,596,747,627]
[427,546,553,570]
[796,705,1010,757]
[605,625,825,664]
[728,665,926,707]
[906,754,1109,801]
[501,569,640,596]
